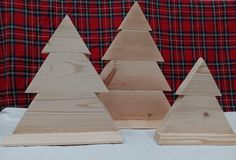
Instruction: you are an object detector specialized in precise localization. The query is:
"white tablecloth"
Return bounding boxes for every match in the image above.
[0,108,236,160]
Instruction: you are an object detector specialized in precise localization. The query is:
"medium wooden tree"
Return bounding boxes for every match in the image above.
[98,2,171,128]
[155,57,236,145]
[1,15,122,146]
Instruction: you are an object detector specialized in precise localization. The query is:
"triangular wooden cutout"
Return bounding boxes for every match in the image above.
[26,53,107,94]
[176,57,222,96]
[1,93,122,146]
[42,15,91,54]
[159,96,233,134]
[100,61,171,91]
[102,30,164,61]
[154,95,236,145]
[118,1,151,31]
[98,90,171,128]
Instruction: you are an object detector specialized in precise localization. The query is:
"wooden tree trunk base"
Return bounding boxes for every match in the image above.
[1,131,123,147]
[154,131,236,145]
[116,120,162,129]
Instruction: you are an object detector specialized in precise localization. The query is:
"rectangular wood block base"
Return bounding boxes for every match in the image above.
[1,131,123,147]
[154,131,236,145]
[116,120,162,129]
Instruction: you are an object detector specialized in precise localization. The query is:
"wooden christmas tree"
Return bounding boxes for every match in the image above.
[98,1,171,128]
[155,57,236,145]
[1,15,122,146]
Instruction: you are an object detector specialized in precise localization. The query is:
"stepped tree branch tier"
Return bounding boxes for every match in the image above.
[14,94,119,134]
[158,96,233,134]
[102,30,163,61]
[98,90,171,121]
[100,61,171,91]
[1,94,123,146]
[26,53,108,94]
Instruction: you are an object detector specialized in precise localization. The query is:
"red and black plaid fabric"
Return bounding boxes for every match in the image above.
[0,0,236,111]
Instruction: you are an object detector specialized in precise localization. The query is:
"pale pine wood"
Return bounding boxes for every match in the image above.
[1,93,122,146]
[159,96,233,134]
[99,1,171,129]
[115,120,162,129]
[98,90,171,122]
[154,58,236,145]
[42,15,90,54]
[102,30,164,61]
[1,132,122,147]
[175,57,221,96]
[154,132,236,145]
[154,95,236,145]
[118,1,152,31]
[26,53,107,94]
[100,61,171,91]
[14,94,118,134]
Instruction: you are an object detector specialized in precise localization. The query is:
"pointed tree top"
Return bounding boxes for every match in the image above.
[118,1,152,31]
[42,15,91,54]
[175,57,222,96]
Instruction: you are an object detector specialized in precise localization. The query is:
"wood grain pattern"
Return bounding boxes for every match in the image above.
[100,61,171,91]
[115,120,162,129]
[154,57,236,145]
[154,95,236,145]
[1,131,122,147]
[1,93,123,146]
[14,94,118,134]
[154,132,236,145]
[98,90,171,121]
[26,53,108,94]
[102,30,163,61]
[42,15,90,54]
[99,1,171,129]
[175,57,221,96]
[118,1,151,31]
[158,96,233,134]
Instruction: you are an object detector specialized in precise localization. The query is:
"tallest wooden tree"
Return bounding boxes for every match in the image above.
[99,2,172,128]
[1,15,122,146]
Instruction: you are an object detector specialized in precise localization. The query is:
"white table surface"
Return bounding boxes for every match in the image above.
[0,108,236,160]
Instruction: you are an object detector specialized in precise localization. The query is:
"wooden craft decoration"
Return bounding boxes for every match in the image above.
[42,15,91,54]
[1,15,122,146]
[154,58,236,145]
[118,1,152,31]
[102,30,164,61]
[25,53,107,94]
[100,61,171,90]
[98,1,172,128]
[175,58,222,96]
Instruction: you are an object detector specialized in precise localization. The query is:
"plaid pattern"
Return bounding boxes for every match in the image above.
[0,0,236,111]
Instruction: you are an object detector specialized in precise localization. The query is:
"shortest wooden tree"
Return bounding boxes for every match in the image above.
[155,57,236,145]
